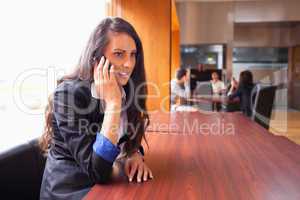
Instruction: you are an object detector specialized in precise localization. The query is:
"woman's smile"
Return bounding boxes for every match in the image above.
[117,71,130,78]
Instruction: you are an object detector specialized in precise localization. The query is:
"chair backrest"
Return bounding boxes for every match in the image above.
[0,139,46,200]
[193,81,213,96]
[192,81,213,111]
[251,84,277,129]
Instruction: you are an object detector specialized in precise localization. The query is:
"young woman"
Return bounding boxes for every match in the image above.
[229,70,255,117]
[210,71,225,95]
[210,71,225,111]
[227,77,238,96]
[39,17,153,199]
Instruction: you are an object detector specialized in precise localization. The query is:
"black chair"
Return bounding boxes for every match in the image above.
[251,84,277,129]
[193,81,213,111]
[0,139,46,200]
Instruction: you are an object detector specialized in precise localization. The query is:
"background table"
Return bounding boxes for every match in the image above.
[84,112,300,200]
[187,95,240,104]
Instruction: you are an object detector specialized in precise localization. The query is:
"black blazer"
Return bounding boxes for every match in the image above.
[40,79,115,199]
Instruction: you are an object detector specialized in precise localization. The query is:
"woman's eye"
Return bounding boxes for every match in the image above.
[131,52,136,57]
[114,52,123,58]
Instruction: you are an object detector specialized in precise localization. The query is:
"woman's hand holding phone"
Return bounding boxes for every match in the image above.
[95,56,122,144]
[94,56,122,108]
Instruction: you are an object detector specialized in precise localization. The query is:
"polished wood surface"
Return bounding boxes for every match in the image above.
[85,112,300,200]
[270,110,300,145]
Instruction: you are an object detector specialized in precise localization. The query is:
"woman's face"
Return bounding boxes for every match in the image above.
[103,32,137,86]
[212,72,219,81]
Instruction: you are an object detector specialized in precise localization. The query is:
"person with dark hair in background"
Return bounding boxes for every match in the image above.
[229,70,255,117]
[170,68,193,111]
[39,17,153,199]
[225,76,240,112]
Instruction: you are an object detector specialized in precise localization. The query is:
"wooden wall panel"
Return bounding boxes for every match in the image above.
[291,24,300,45]
[226,44,233,79]
[171,30,180,79]
[112,0,171,112]
[176,2,234,45]
[176,0,300,45]
[106,0,122,16]
[290,46,300,110]
[234,0,300,23]
[171,0,180,80]
[234,23,292,47]
[288,47,293,108]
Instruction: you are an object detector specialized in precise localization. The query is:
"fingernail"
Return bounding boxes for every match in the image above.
[100,56,104,64]
[138,179,141,183]
[144,177,147,181]
[129,178,132,182]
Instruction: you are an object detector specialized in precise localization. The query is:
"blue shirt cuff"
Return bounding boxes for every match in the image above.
[93,133,120,163]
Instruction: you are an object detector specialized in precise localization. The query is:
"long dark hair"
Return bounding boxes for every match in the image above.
[239,70,254,88]
[39,17,149,156]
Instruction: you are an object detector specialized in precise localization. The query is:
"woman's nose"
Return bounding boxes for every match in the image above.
[123,57,133,68]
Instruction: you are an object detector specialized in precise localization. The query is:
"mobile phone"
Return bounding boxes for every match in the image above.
[94,55,112,73]
[104,56,112,75]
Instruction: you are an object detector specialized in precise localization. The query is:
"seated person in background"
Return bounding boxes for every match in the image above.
[210,72,225,111]
[227,77,238,96]
[225,77,240,112]
[210,72,226,95]
[171,68,193,111]
[229,70,254,117]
